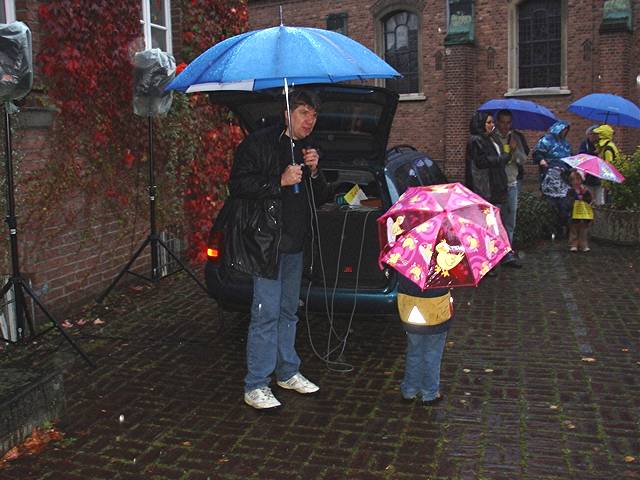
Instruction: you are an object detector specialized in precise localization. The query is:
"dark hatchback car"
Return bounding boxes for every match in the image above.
[204,85,447,315]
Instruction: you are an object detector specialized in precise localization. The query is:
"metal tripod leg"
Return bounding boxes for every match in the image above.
[19,279,95,368]
[96,237,152,304]
[156,237,208,294]
[1,277,95,368]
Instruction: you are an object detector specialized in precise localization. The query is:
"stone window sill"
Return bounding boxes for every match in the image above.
[399,92,426,102]
[505,87,571,97]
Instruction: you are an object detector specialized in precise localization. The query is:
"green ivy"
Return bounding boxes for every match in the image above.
[514,191,555,247]
[607,146,640,212]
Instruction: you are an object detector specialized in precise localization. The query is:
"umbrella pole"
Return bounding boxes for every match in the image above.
[283,77,300,194]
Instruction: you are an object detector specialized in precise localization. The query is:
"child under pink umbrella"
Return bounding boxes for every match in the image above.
[565,169,594,252]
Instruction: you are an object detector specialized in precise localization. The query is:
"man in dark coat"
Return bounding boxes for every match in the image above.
[219,89,330,409]
[494,109,528,268]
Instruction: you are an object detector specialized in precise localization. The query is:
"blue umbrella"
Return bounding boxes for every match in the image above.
[166,23,399,194]
[166,25,400,93]
[477,98,557,131]
[568,93,640,128]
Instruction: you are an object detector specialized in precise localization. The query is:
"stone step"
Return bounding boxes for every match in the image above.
[0,367,65,454]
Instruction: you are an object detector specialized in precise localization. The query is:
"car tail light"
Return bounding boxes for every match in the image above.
[206,230,224,264]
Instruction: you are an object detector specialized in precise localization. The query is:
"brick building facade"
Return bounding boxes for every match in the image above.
[1,0,638,318]
[248,0,640,181]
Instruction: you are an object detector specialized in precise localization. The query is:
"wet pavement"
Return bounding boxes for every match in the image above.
[0,239,638,480]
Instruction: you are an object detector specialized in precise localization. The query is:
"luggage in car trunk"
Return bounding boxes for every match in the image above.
[305,203,387,289]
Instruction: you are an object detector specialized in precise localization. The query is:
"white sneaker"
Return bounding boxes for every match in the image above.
[244,387,281,409]
[277,373,319,394]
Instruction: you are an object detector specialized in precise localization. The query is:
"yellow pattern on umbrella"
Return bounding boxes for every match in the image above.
[435,240,465,277]
[391,216,405,236]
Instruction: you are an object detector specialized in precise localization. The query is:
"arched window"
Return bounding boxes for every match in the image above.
[383,10,419,94]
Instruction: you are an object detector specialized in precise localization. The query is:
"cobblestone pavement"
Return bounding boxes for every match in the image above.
[0,239,638,480]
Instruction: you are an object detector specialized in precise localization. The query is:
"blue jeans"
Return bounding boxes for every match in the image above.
[500,181,520,245]
[245,252,303,392]
[401,331,448,401]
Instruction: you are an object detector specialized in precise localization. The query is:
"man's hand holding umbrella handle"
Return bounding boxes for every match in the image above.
[281,164,303,187]
[302,147,320,178]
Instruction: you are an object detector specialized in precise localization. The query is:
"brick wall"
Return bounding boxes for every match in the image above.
[7,120,153,315]
[249,0,640,183]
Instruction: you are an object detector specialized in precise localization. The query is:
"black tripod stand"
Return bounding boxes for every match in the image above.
[96,117,207,303]
[0,103,94,367]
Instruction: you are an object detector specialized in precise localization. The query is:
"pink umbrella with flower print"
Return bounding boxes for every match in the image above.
[560,153,625,183]
[378,183,512,290]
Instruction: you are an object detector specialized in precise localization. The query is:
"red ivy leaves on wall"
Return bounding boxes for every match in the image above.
[32,0,248,262]
[34,1,151,230]
[181,0,248,62]
[178,0,248,260]
[184,122,244,262]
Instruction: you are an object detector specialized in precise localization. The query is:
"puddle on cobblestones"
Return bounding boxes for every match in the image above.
[553,251,594,356]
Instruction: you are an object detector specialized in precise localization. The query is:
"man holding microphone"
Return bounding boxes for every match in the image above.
[217,89,330,409]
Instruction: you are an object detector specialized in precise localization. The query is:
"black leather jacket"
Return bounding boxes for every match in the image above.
[214,125,329,279]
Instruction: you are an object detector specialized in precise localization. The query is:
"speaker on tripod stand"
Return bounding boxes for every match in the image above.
[0,22,94,367]
[96,48,207,303]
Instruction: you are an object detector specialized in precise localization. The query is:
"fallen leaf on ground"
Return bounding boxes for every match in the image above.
[621,348,629,352]
[484,368,494,373]
[463,368,471,373]
[581,357,596,363]
[549,405,559,410]
[61,320,73,329]
[1,447,19,463]
[446,341,455,347]
[624,455,636,463]
[76,319,87,326]
[0,427,63,465]
[216,456,229,464]
[563,420,576,429]
[93,318,105,325]
[129,285,145,293]
[182,441,191,446]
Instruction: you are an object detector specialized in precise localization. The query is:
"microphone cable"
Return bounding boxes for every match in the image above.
[302,173,374,372]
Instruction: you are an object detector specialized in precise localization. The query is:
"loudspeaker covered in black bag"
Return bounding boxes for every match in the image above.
[133,48,175,117]
[0,21,32,103]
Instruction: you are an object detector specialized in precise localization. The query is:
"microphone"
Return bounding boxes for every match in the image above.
[291,137,314,194]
